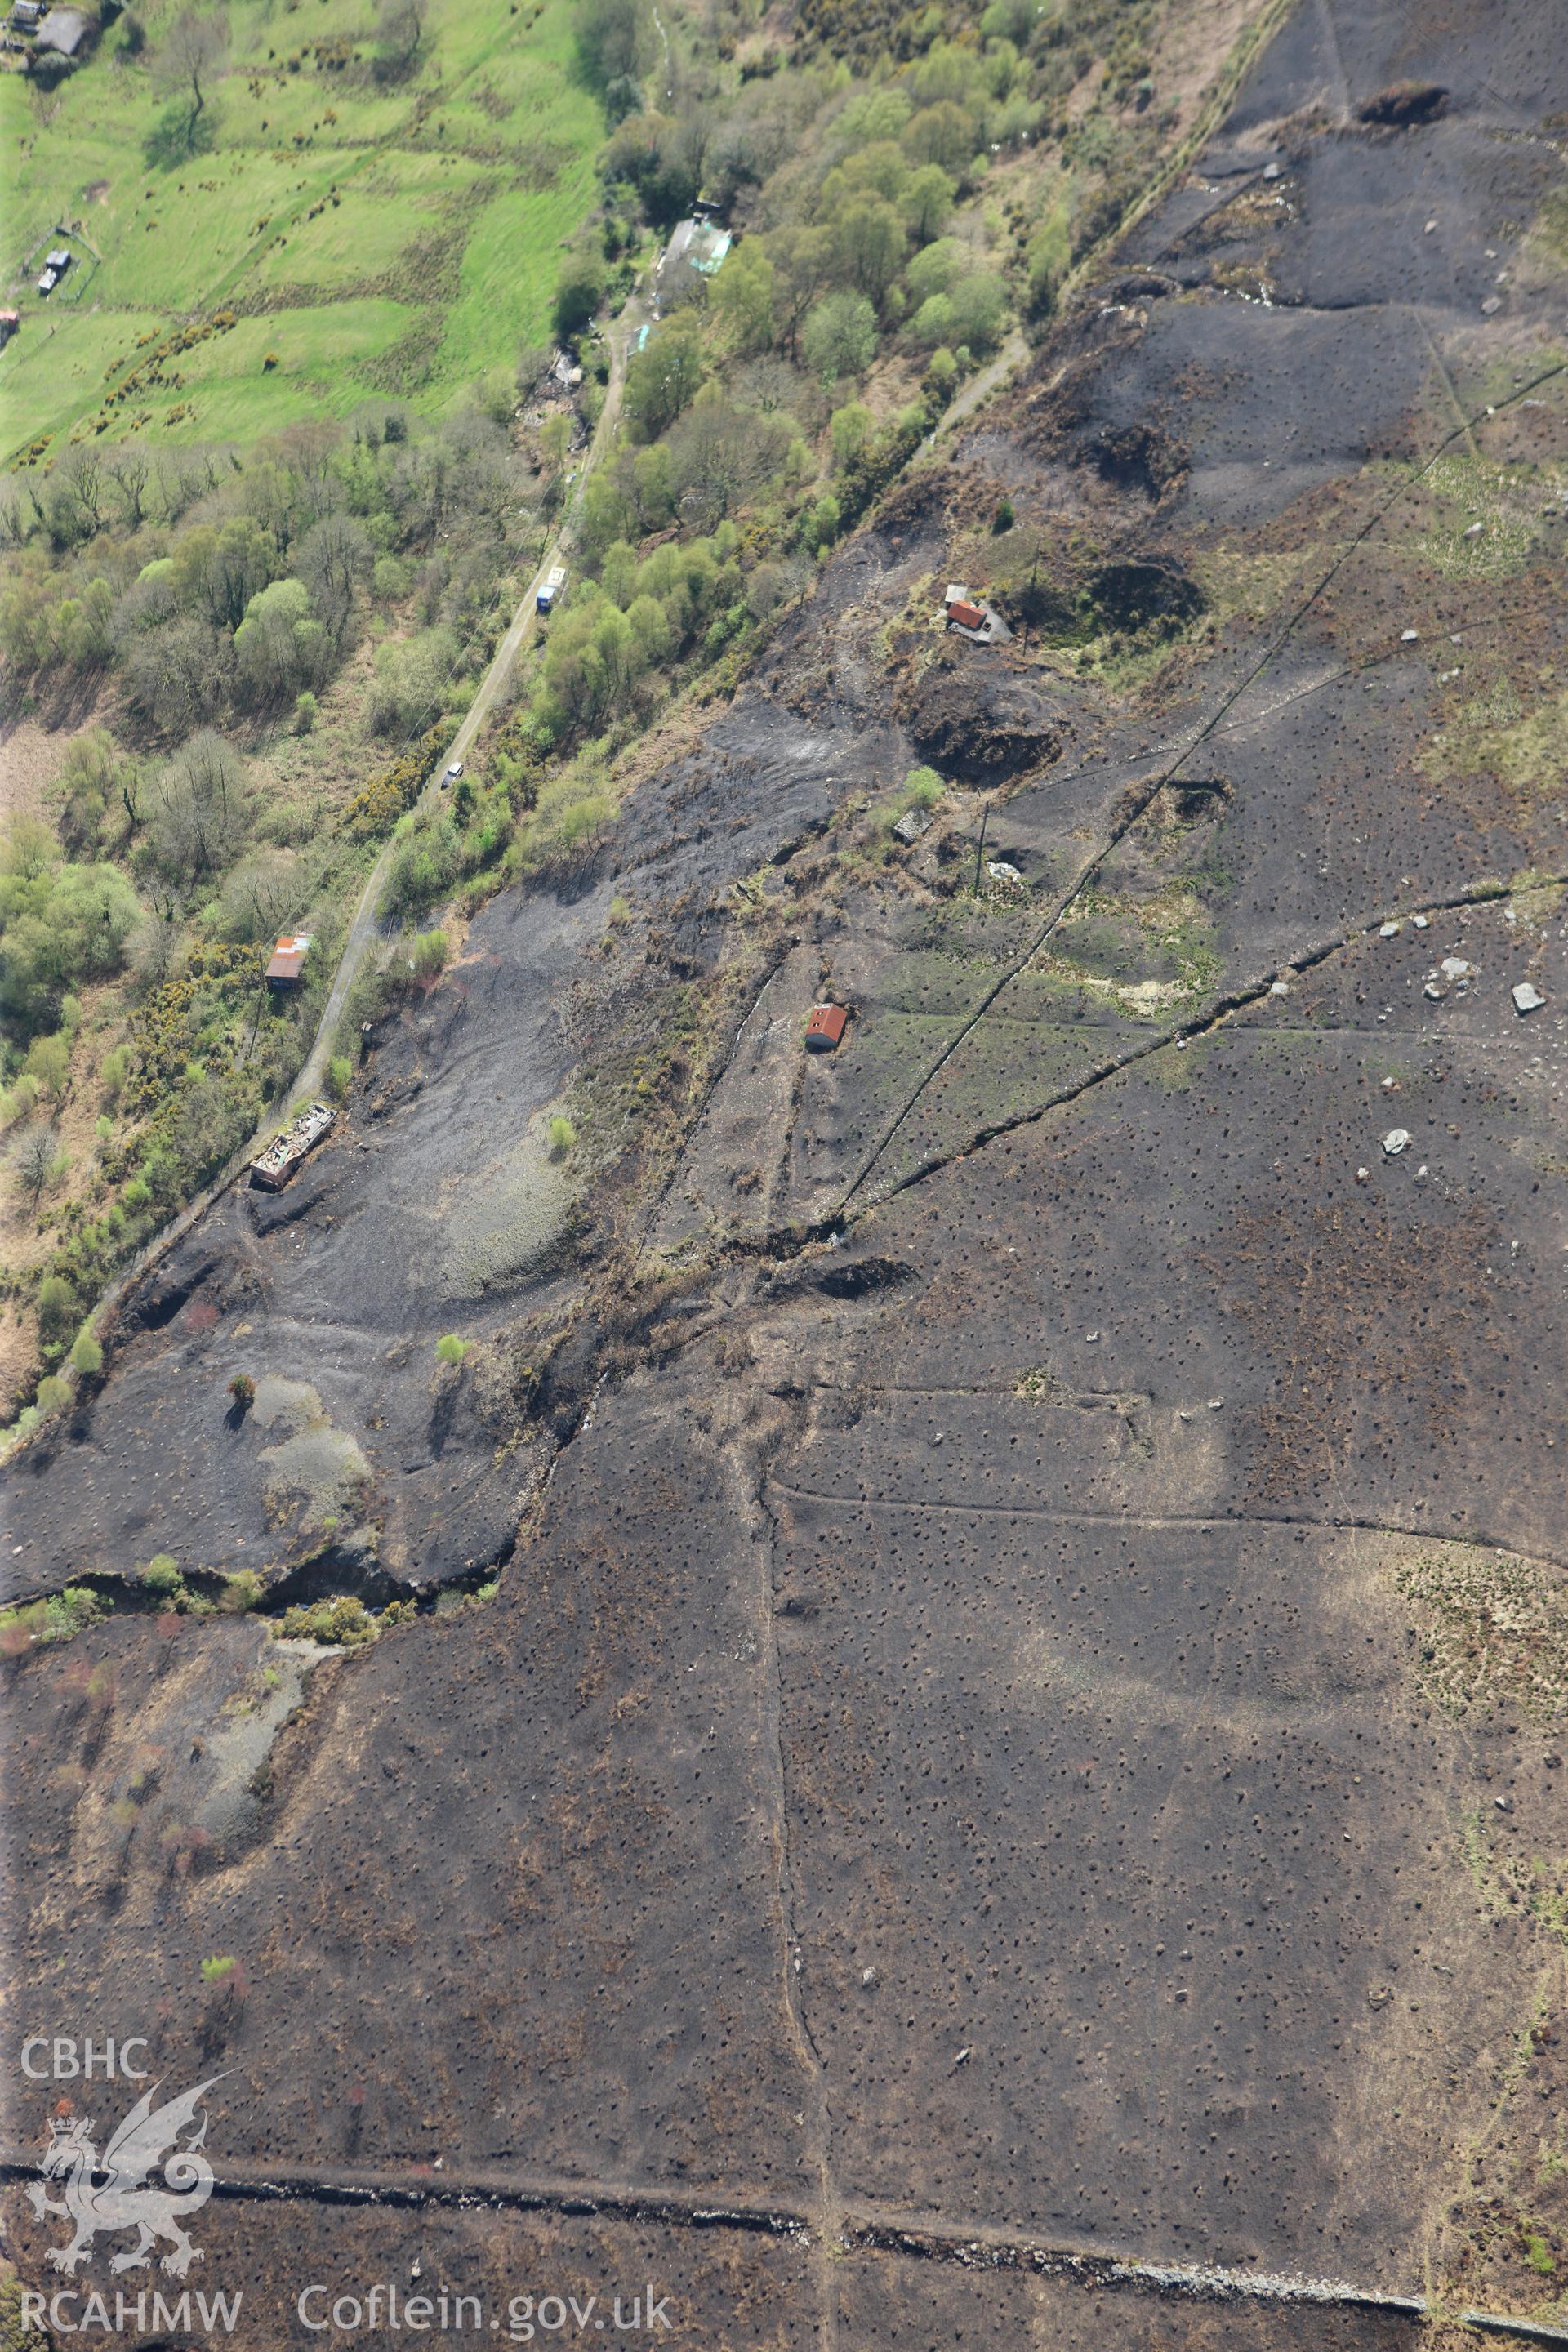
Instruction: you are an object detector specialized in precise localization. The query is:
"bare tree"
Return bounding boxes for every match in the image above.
[274,421,345,528]
[128,913,182,986]
[292,513,372,641]
[178,728,243,817]
[218,849,299,944]
[733,358,802,416]
[146,728,247,892]
[154,446,210,526]
[665,390,791,525]
[57,444,109,539]
[14,1125,59,1214]
[154,10,228,147]
[107,443,153,532]
[0,476,40,549]
[124,616,230,738]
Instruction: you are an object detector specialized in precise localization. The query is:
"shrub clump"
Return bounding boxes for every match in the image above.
[342,724,448,838]
[0,1585,106,1653]
[277,1594,379,1645]
[141,1553,184,1596]
[410,929,448,979]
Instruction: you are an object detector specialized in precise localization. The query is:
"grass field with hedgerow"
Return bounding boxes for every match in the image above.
[0,0,601,456]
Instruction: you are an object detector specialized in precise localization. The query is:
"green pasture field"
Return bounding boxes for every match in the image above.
[0,0,600,459]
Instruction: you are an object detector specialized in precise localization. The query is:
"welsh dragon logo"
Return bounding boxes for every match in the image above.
[28,2077,224,2278]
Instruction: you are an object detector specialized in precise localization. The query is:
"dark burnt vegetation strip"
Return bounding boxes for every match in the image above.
[838,357,1568,1206]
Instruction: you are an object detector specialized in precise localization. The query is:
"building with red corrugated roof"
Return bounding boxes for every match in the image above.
[265,933,313,989]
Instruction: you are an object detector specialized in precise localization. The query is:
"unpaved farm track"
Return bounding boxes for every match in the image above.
[7,2,1568,2345]
[298,299,643,1101]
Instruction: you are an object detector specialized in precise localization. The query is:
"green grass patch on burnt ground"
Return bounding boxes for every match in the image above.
[1418,451,1565,584]
[1423,666,1568,807]
[0,0,600,456]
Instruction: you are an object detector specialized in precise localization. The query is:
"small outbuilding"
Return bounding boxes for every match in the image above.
[33,7,86,48]
[265,932,314,989]
[663,218,733,278]
[33,7,86,50]
[942,581,1009,642]
[0,310,20,350]
[805,1004,848,1053]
